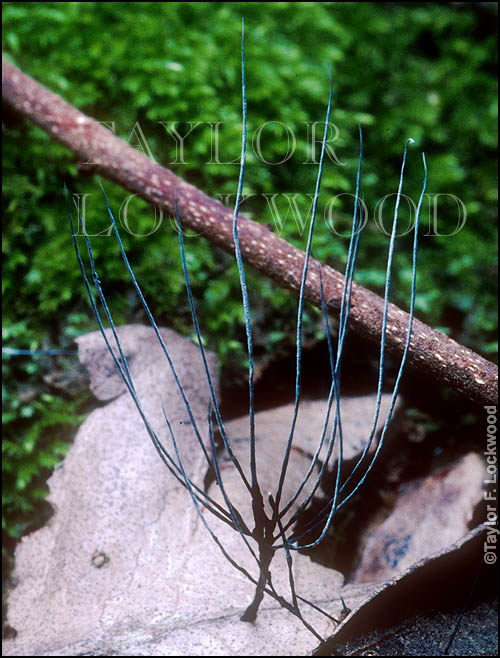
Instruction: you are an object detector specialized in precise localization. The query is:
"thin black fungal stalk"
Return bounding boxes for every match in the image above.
[295,138,418,550]
[68,188,239,528]
[176,191,262,565]
[233,28,336,622]
[333,149,427,510]
[232,21,259,499]
[288,149,427,550]
[174,195,253,497]
[278,128,366,543]
[318,264,337,380]
[97,178,257,534]
[175,178,258,564]
[335,137,417,497]
[95,178,228,482]
[69,23,429,639]
[70,192,136,396]
[278,125,363,525]
[270,493,298,614]
[273,67,334,515]
[230,22,287,623]
[206,404,255,545]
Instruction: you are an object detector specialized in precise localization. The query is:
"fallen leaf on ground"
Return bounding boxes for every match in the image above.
[351,453,485,583]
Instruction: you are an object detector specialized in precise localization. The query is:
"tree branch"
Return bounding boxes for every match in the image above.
[3,58,497,406]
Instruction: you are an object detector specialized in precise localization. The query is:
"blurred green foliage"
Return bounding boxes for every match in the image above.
[2,2,498,540]
[2,388,86,542]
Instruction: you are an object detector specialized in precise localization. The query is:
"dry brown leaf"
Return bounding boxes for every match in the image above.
[351,453,485,584]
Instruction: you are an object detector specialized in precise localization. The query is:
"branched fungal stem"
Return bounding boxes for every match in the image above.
[68,23,429,640]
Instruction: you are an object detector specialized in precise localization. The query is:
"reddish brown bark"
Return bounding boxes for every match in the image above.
[3,58,497,406]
